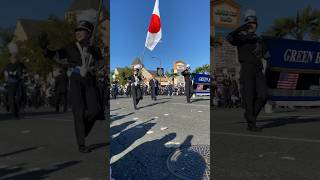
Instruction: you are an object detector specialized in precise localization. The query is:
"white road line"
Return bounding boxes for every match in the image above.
[171,103,209,107]
[21,130,31,134]
[214,131,320,144]
[37,117,73,122]
[280,156,296,160]
[146,131,154,134]
[161,127,168,131]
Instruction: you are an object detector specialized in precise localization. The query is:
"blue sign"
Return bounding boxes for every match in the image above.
[263,37,320,70]
[193,73,211,84]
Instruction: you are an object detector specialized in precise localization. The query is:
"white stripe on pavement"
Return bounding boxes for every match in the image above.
[37,117,73,122]
[214,131,320,144]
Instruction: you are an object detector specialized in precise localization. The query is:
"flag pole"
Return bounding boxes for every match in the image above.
[140,46,146,65]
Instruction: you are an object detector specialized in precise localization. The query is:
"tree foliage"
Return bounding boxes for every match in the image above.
[115,66,133,86]
[193,64,210,74]
[265,7,320,40]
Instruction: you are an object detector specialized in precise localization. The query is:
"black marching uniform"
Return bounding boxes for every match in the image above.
[54,70,69,112]
[3,61,26,119]
[222,77,232,108]
[97,73,107,116]
[130,75,143,110]
[168,84,173,96]
[182,69,193,103]
[149,78,159,100]
[227,23,268,131]
[43,41,103,152]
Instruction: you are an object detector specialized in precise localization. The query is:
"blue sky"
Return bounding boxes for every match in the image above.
[0,0,110,28]
[0,1,71,27]
[110,0,210,72]
[216,0,320,36]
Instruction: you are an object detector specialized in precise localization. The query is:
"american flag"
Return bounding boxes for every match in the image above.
[277,72,299,90]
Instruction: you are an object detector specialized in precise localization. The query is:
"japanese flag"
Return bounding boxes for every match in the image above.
[145,0,162,51]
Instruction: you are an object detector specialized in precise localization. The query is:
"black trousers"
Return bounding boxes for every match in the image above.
[224,89,232,107]
[70,74,100,147]
[240,64,268,127]
[132,85,142,109]
[7,83,22,118]
[151,87,158,100]
[185,81,193,103]
[96,84,106,120]
[55,91,68,112]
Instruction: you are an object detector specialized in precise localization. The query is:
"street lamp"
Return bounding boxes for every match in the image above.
[152,56,163,85]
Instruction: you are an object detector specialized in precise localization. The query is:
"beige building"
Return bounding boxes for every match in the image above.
[212,0,241,79]
[173,61,186,87]
[13,19,44,42]
[131,58,170,86]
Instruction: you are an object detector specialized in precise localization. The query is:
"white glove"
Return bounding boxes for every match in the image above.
[80,66,87,77]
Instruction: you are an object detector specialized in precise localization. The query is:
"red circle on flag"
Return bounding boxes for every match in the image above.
[148,14,161,33]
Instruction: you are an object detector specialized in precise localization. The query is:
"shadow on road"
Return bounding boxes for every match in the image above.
[111,119,156,156]
[0,111,67,121]
[111,121,136,136]
[111,133,202,180]
[110,112,135,122]
[1,161,80,180]
[259,116,320,129]
[0,113,15,121]
[0,163,26,178]
[111,108,123,112]
[191,98,210,103]
[138,100,169,109]
[0,146,46,158]
[88,143,110,151]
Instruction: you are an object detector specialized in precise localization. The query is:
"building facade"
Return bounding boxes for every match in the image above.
[173,61,186,87]
[212,0,241,80]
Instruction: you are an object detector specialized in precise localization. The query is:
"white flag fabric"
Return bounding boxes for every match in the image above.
[145,0,162,51]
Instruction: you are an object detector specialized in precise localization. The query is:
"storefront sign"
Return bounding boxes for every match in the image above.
[213,0,240,29]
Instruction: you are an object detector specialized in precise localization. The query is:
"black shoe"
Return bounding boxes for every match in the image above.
[247,126,262,132]
[79,146,91,153]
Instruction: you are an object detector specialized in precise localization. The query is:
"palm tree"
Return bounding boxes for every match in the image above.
[165,68,178,85]
[265,7,319,40]
[310,10,320,41]
[194,64,210,74]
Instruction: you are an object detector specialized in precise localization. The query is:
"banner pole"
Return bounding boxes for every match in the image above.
[140,46,146,65]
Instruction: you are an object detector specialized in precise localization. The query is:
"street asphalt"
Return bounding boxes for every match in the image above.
[0,107,109,180]
[213,106,320,180]
[110,95,210,180]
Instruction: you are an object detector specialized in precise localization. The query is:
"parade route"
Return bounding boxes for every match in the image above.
[213,107,320,180]
[0,108,109,180]
[110,95,210,180]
